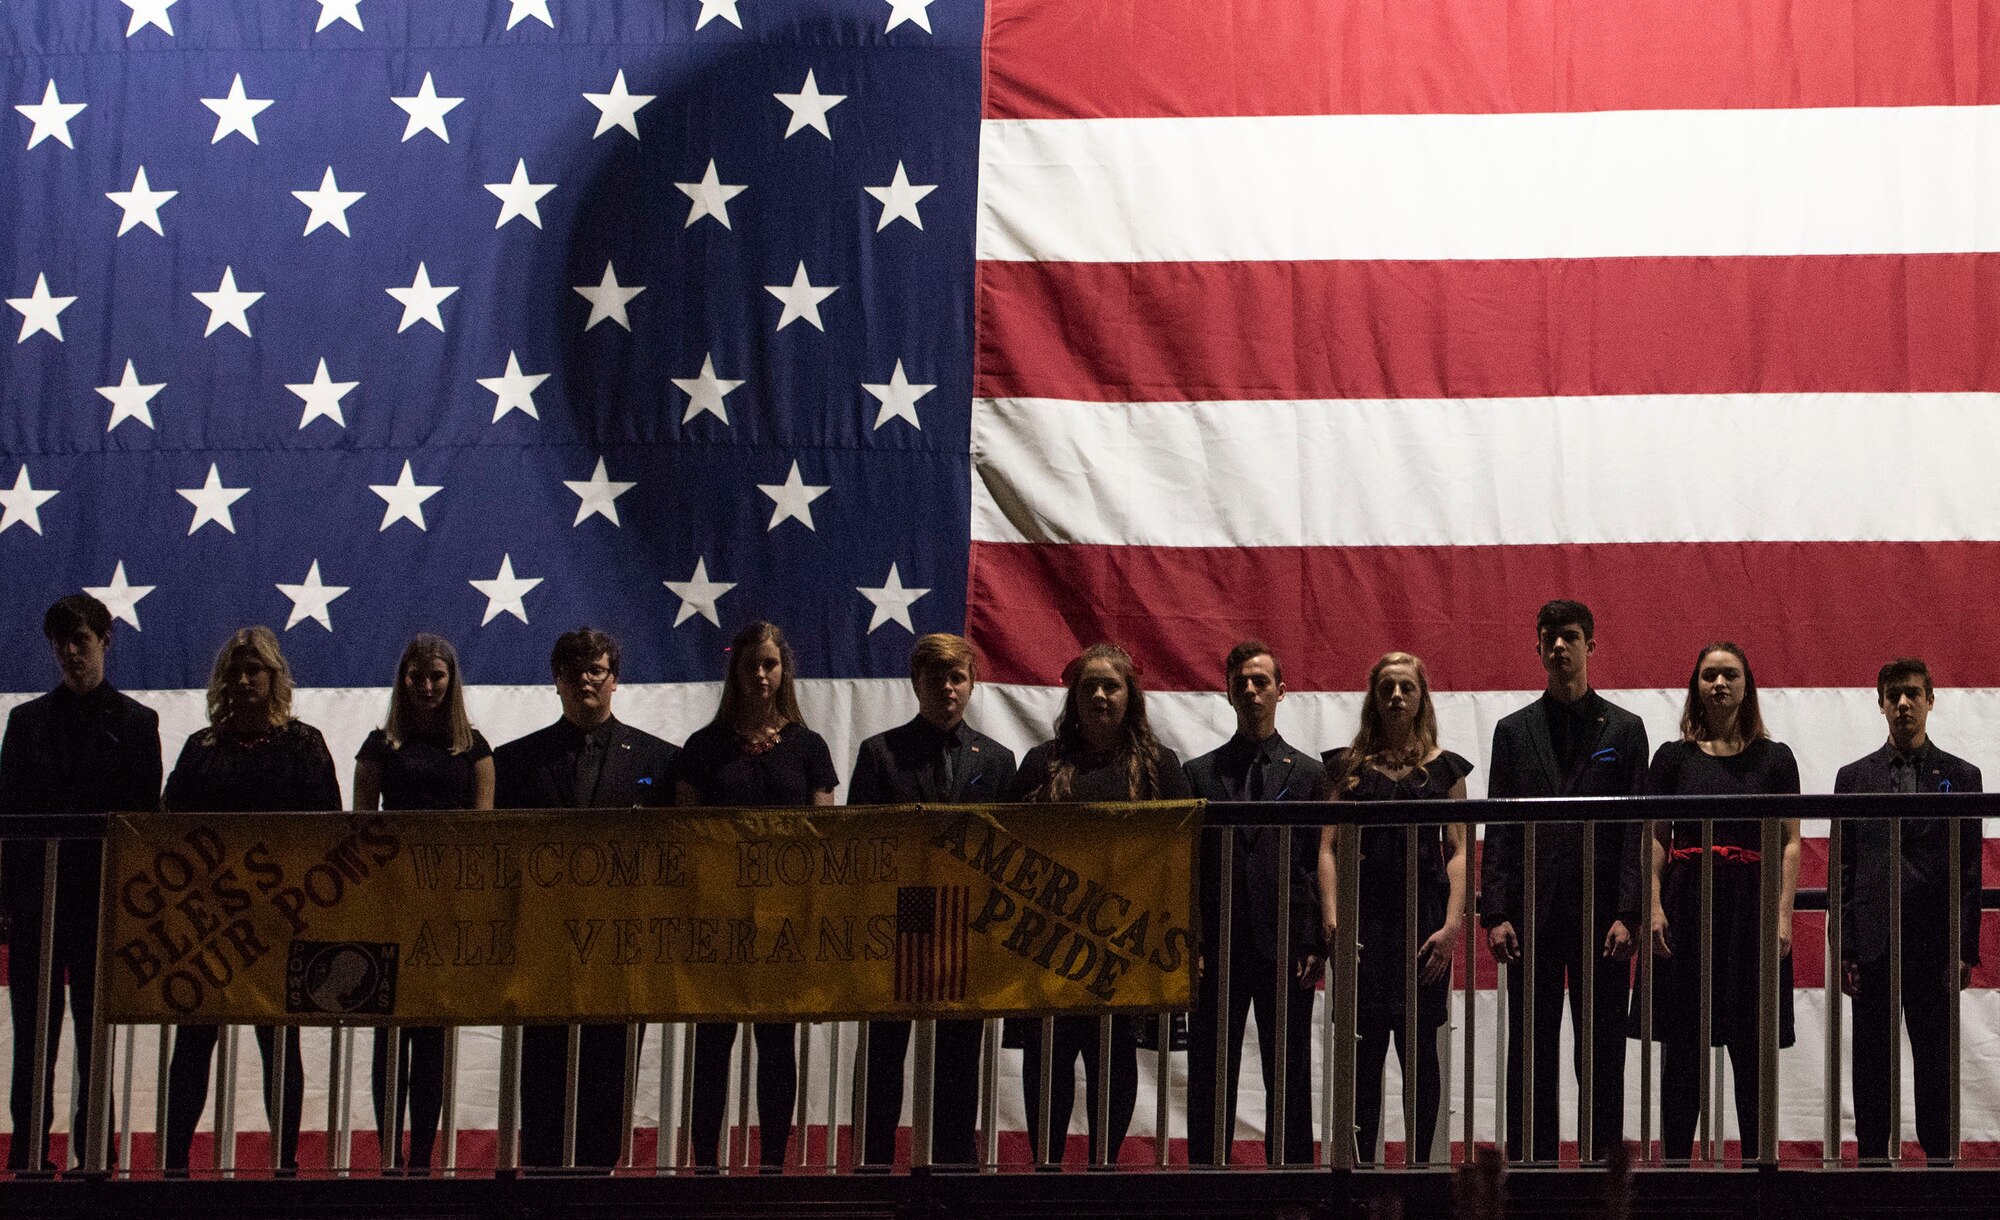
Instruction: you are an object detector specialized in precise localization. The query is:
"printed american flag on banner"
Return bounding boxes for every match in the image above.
[894,884,967,1003]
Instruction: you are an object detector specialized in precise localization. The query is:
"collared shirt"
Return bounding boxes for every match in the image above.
[1217,731,1287,802]
[1540,689,1593,775]
[556,716,622,808]
[906,715,968,798]
[1887,739,1934,795]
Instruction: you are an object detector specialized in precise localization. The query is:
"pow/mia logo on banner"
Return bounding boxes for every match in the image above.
[286,941,399,1016]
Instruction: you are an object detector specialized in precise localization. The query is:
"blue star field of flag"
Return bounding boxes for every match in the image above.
[0,0,981,692]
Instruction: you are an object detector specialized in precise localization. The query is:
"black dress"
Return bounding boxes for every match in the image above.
[161,720,341,1174]
[677,722,839,1170]
[1323,747,1471,1167]
[355,727,491,1170]
[1003,741,1192,1167]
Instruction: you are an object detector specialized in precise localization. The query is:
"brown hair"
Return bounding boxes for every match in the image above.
[1029,643,1166,801]
[1679,641,1769,744]
[383,633,476,754]
[712,621,806,729]
[1331,651,1441,795]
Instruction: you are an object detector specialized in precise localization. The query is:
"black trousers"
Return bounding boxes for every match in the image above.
[1018,1015,1137,1165]
[370,1027,446,1169]
[1185,953,1315,1165]
[1660,1037,1760,1162]
[689,1022,797,1168]
[6,911,101,1172]
[163,1025,303,1172]
[860,1018,983,1166]
[1354,1018,1441,1165]
[520,1023,640,1169]
[1852,956,1958,1161]
[1502,920,1631,1161]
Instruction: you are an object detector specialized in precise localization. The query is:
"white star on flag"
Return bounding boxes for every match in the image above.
[121,0,178,36]
[758,461,830,531]
[862,359,934,430]
[201,74,272,144]
[858,563,930,634]
[276,560,350,631]
[675,159,746,229]
[470,554,542,625]
[369,460,442,531]
[507,0,554,29]
[695,0,743,30]
[177,463,249,535]
[485,159,556,229]
[9,273,76,343]
[479,351,549,421]
[107,166,176,236]
[664,557,735,627]
[96,360,166,431]
[574,261,644,331]
[392,72,463,142]
[313,0,365,31]
[672,353,744,424]
[564,457,636,526]
[84,562,154,630]
[16,80,86,150]
[387,262,458,332]
[192,266,262,337]
[865,161,937,231]
[285,358,358,428]
[583,69,655,138]
[775,69,844,139]
[765,262,837,332]
[293,166,366,236]
[0,466,58,535]
[884,0,935,33]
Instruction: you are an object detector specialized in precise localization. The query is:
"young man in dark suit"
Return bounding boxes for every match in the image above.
[1481,598,1647,1163]
[1182,640,1328,1166]
[849,633,1015,1168]
[1836,657,1982,1163]
[0,594,161,1171]
[493,627,677,1170]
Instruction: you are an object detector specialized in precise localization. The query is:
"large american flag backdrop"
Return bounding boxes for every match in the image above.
[7,0,2000,1163]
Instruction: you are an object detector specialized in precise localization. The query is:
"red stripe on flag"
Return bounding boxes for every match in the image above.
[975,254,2000,404]
[985,0,2000,120]
[967,539,2000,692]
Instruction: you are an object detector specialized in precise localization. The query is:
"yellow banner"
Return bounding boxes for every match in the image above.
[98,802,1200,1025]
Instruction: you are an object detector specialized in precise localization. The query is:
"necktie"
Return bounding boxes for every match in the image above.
[573,732,605,807]
[940,739,957,799]
[1246,755,1265,802]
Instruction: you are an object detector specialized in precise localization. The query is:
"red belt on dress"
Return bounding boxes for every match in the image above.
[1670,844,1761,864]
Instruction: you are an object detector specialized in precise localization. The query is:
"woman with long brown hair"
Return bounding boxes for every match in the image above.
[1317,651,1469,1166]
[1641,641,1800,1163]
[1004,642,1192,1166]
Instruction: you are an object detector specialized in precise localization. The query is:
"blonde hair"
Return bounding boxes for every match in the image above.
[203,626,295,734]
[1332,651,1440,794]
[383,633,475,754]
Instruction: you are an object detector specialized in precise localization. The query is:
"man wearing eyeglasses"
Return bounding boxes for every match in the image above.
[494,627,678,1170]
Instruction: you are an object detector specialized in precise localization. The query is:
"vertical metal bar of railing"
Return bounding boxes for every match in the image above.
[1403,824,1419,1167]
[382,1026,401,1172]
[117,1023,137,1175]
[619,1022,641,1169]
[654,1023,675,1171]
[1521,824,1537,1165]
[495,1024,521,1172]
[1154,1011,1171,1168]
[1212,832,1234,1166]
[851,1021,870,1167]
[439,1026,459,1175]
[1330,823,1362,1169]
[1948,816,1964,1162]
[678,1023,698,1170]
[1755,817,1781,1167]
[26,840,59,1173]
[1273,824,1293,1166]
[336,1027,356,1173]
[1320,956,1336,1167]
[1639,821,1655,1165]
[1093,1015,1113,1167]
[152,1026,172,1174]
[1580,824,1598,1164]
[1888,817,1904,1164]
[327,1028,349,1175]
[912,1019,935,1168]
[1035,1018,1055,1165]
[1824,823,1842,1167]
[980,1018,1000,1170]
[1462,818,1476,1165]
[1493,949,1507,1163]
[1696,820,1714,1164]
[732,1024,754,1170]
[561,1024,581,1168]
[82,952,114,1176]
[793,1023,814,1169]
[214,1024,239,1174]
[824,1021,844,1173]
[269,1027,291,1174]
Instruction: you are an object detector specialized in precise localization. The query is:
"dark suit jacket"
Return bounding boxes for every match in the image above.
[1184,732,1329,964]
[848,716,1016,805]
[1481,691,1648,931]
[0,682,162,920]
[493,716,678,810]
[1835,741,1982,966]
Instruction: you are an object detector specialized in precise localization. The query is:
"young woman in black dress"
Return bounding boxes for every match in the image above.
[1318,651,1469,1166]
[675,621,838,1170]
[1642,641,1801,1163]
[1004,642,1192,1167]
[161,627,342,1175]
[351,634,493,1173]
